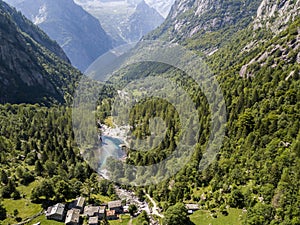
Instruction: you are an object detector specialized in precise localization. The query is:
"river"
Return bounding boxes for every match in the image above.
[97,130,161,224]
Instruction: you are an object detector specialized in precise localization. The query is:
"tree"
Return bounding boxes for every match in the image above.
[45,160,57,177]
[1,179,16,198]
[34,160,43,176]
[12,190,21,200]
[31,179,54,201]
[0,170,8,185]
[128,204,138,216]
[136,210,150,225]
[20,171,35,185]
[137,189,145,202]
[0,203,6,220]
[228,189,245,208]
[245,203,275,225]
[55,180,71,201]
[13,209,19,217]
[107,183,116,197]
[163,203,191,225]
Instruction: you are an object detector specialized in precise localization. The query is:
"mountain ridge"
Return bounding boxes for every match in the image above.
[74,0,166,45]
[5,0,113,71]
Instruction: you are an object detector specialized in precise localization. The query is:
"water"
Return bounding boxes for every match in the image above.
[97,135,126,175]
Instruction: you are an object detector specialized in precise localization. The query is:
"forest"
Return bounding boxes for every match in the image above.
[0,1,299,225]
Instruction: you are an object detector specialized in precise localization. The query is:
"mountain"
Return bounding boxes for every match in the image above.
[147,0,262,53]
[0,0,81,104]
[1,0,69,62]
[145,0,175,18]
[101,0,300,224]
[254,0,300,33]
[5,0,113,71]
[74,0,166,45]
[120,0,164,42]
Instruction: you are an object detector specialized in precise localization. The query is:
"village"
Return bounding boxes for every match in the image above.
[45,197,129,225]
[43,194,201,225]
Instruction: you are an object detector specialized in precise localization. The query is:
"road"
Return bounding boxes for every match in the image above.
[144,192,164,218]
[115,186,164,224]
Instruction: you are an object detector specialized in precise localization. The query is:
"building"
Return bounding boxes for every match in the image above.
[88,216,99,225]
[123,205,129,213]
[98,206,106,219]
[83,205,106,219]
[186,204,200,214]
[106,210,118,220]
[74,196,85,213]
[45,203,65,221]
[84,205,99,217]
[65,208,80,225]
[108,200,123,214]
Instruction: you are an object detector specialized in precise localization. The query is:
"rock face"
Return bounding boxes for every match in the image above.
[148,0,262,42]
[0,0,81,104]
[6,0,113,71]
[254,0,300,33]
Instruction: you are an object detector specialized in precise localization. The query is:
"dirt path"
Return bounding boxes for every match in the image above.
[15,211,43,225]
[128,217,133,225]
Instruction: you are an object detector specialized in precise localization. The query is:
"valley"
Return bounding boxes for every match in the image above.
[0,0,299,225]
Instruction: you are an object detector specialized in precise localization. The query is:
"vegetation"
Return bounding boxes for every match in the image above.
[0,1,299,225]
[190,208,245,225]
[96,12,300,225]
[163,203,192,225]
[0,104,117,223]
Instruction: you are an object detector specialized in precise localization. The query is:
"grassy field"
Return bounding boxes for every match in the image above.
[2,181,43,225]
[29,215,64,225]
[0,180,115,225]
[91,193,112,203]
[108,214,132,225]
[190,208,245,225]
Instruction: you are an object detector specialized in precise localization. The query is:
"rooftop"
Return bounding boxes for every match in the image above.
[45,203,65,216]
[76,196,85,208]
[99,206,106,214]
[106,210,116,217]
[185,204,200,210]
[88,216,98,224]
[65,209,80,224]
[84,205,101,217]
[108,200,122,209]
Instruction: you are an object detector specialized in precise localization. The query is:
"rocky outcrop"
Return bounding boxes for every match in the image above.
[254,0,300,33]
[1,0,69,62]
[146,0,261,44]
[75,0,165,45]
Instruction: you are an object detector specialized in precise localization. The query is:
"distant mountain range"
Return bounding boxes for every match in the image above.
[0,0,81,104]
[5,0,113,71]
[74,0,168,45]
